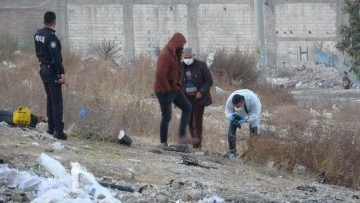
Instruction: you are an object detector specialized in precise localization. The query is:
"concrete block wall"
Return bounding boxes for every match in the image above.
[197,4,255,52]
[268,1,343,68]
[67,3,125,57]
[0,0,66,47]
[132,4,188,57]
[0,0,347,68]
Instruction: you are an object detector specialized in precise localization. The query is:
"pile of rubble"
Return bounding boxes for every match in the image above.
[0,152,224,203]
[265,64,344,89]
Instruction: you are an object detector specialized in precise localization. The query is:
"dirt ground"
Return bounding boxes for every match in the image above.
[0,127,359,202]
[1,88,360,202]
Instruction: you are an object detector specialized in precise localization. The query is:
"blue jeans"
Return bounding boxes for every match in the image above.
[156,91,191,143]
[228,121,258,154]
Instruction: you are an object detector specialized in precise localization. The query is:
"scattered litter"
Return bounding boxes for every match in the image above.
[117,130,132,146]
[32,142,40,147]
[79,108,88,118]
[162,145,191,153]
[37,153,70,179]
[2,61,16,68]
[98,181,134,193]
[310,108,321,117]
[215,86,225,94]
[206,52,215,68]
[296,185,317,192]
[0,153,122,202]
[180,154,217,169]
[199,195,225,203]
[51,142,64,150]
[149,148,163,154]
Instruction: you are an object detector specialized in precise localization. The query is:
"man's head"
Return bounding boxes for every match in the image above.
[43,11,56,28]
[232,94,245,108]
[168,32,186,52]
[182,47,195,65]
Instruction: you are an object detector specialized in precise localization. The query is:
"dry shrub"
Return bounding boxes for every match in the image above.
[211,48,259,89]
[61,54,162,141]
[254,84,295,109]
[0,34,19,59]
[247,108,360,189]
[0,53,44,112]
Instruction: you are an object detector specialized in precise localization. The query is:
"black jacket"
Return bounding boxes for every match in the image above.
[181,59,213,106]
[34,27,65,75]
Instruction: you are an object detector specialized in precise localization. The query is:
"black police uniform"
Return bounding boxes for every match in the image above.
[34,27,65,137]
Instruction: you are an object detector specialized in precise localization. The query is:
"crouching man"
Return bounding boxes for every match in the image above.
[225,89,261,156]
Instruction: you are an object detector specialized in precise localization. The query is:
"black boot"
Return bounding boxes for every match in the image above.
[54,131,67,140]
[46,128,54,135]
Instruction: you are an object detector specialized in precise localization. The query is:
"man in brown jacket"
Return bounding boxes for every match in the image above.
[181,47,213,149]
[154,33,195,147]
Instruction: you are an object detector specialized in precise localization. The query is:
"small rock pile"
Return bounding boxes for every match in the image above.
[265,64,343,89]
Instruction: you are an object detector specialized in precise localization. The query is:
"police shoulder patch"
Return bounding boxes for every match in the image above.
[50,41,56,48]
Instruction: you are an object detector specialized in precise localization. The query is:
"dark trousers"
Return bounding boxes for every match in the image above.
[228,122,258,154]
[188,96,205,148]
[155,91,191,143]
[40,66,64,133]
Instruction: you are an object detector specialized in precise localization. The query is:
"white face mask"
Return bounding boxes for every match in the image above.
[183,58,194,65]
[234,107,243,111]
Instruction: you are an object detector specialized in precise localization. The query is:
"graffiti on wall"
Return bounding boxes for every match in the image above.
[313,41,340,68]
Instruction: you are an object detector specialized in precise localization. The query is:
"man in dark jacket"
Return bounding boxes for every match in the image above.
[181,47,213,149]
[343,71,351,89]
[34,11,67,140]
[154,33,195,147]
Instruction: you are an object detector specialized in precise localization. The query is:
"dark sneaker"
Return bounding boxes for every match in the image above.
[54,131,67,140]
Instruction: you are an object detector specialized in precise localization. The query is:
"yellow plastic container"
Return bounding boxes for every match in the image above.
[13,107,31,125]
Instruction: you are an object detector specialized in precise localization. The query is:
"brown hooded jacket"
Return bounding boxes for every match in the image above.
[154,33,186,93]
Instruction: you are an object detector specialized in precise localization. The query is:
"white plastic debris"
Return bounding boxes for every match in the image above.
[71,162,121,203]
[0,167,42,192]
[206,52,215,68]
[199,195,224,203]
[52,141,65,150]
[118,129,125,140]
[37,153,70,179]
[2,153,121,202]
[215,86,225,94]
[33,188,93,203]
[310,108,321,117]
[32,142,40,146]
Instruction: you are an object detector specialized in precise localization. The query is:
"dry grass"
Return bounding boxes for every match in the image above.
[210,48,259,89]
[2,46,360,189]
[245,104,360,189]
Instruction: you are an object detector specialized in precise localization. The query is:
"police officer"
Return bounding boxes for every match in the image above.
[34,11,67,140]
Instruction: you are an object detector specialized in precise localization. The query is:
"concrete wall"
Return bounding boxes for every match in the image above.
[0,0,347,68]
[264,0,344,69]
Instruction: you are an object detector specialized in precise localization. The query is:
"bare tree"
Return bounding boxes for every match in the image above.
[93,36,122,61]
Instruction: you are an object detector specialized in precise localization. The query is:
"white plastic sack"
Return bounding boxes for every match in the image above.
[0,167,42,192]
[37,177,72,197]
[37,152,70,179]
[32,188,93,203]
[71,162,121,203]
